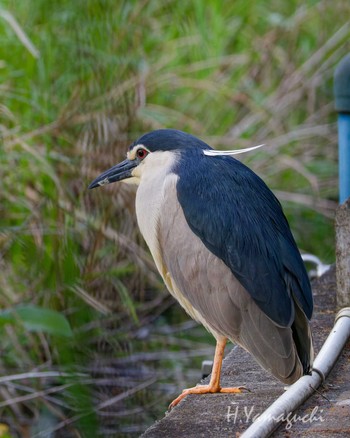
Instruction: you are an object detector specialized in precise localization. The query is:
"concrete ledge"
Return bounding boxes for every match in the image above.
[142,266,350,437]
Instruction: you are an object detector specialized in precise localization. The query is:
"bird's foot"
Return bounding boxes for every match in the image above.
[168,384,248,409]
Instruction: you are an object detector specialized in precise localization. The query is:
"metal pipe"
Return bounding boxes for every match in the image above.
[241,307,350,438]
[334,53,350,203]
[338,114,350,203]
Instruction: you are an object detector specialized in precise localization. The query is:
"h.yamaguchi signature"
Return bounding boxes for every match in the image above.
[226,403,325,430]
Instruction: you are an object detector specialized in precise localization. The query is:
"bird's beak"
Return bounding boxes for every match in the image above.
[88,158,137,189]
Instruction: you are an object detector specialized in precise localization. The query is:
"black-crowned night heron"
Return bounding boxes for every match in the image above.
[89,129,313,408]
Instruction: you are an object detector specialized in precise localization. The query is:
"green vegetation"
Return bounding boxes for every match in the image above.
[0,0,348,436]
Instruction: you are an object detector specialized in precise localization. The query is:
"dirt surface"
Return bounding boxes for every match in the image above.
[141,265,350,437]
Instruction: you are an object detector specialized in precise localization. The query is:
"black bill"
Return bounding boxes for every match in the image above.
[88,159,137,189]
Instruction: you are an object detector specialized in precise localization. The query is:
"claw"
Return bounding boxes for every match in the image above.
[168,384,249,410]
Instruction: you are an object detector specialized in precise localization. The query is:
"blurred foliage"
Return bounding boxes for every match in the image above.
[0,0,349,436]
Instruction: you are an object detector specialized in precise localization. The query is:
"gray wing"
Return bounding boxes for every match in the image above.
[156,176,303,384]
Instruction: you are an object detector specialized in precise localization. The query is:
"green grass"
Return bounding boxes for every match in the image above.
[0,0,349,436]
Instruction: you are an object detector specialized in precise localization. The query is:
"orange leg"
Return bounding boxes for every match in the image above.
[169,338,246,409]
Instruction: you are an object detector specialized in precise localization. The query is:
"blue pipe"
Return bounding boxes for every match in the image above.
[338,113,350,203]
[334,54,350,204]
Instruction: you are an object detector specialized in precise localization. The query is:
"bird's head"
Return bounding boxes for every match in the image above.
[88,129,263,189]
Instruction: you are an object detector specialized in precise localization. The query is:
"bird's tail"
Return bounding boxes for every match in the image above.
[291,298,314,376]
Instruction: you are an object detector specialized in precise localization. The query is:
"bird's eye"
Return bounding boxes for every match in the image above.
[136,148,148,160]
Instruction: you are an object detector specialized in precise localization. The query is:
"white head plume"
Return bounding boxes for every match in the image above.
[203,143,265,157]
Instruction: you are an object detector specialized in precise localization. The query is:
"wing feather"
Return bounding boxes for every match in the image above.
[175,150,313,327]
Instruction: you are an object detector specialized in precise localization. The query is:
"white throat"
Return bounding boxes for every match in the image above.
[134,151,179,256]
